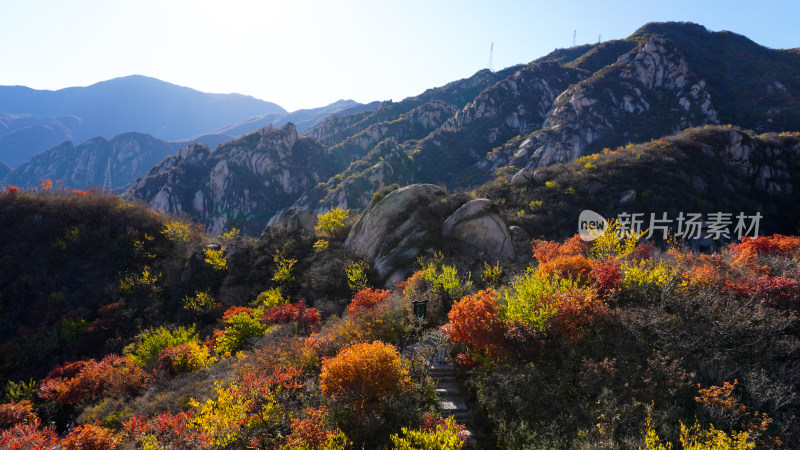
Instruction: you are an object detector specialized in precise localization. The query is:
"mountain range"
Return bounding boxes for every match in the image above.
[126,22,800,235]
[0,75,370,169]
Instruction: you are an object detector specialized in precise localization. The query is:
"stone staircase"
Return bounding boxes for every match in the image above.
[429,344,477,447]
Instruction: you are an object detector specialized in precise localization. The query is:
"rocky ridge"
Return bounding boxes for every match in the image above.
[3,132,176,192]
[127,123,340,235]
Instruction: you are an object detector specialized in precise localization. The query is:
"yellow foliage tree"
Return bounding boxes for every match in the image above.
[315,208,349,239]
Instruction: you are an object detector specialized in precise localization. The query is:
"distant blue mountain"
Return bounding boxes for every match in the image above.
[0,75,285,167]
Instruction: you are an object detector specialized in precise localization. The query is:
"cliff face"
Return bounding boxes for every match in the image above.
[126,123,339,235]
[3,132,175,191]
[511,35,719,169]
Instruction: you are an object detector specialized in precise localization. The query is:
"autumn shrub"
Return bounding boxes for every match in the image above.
[123,410,211,449]
[443,289,511,363]
[284,406,350,449]
[390,413,469,449]
[726,275,800,309]
[3,379,37,403]
[124,325,198,369]
[306,296,411,358]
[60,423,122,449]
[186,366,306,448]
[589,257,622,299]
[255,287,288,309]
[315,207,350,239]
[261,300,321,334]
[0,400,37,429]
[347,288,391,315]
[157,340,215,376]
[214,307,269,356]
[500,269,564,331]
[39,355,149,406]
[680,263,724,290]
[203,248,228,271]
[621,258,677,298]
[183,291,218,314]
[537,254,594,284]
[728,234,800,269]
[320,341,410,411]
[0,417,58,448]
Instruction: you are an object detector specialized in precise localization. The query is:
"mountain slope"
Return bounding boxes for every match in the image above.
[3,132,176,192]
[480,126,800,239]
[0,75,285,166]
[130,22,800,234]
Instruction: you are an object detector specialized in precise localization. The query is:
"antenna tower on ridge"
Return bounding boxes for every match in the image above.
[103,156,113,192]
[598,34,602,43]
[572,30,576,47]
[487,42,494,71]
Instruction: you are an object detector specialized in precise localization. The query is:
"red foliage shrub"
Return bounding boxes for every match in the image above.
[71,189,91,196]
[442,290,511,362]
[6,185,19,196]
[261,300,321,334]
[0,400,37,429]
[538,255,594,284]
[727,275,800,309]
[285,406,334,448]
[549,288,607,343]
[222,306,254,323]
[531,239,561,263]
[532,235,589,263]
[589,257,622,299]
[123,410,211,449]
[0,417,58,449]
[728,234,800,268]
[39,355,149,405]
[681,264,724,289]
[60,423,121,450]
[629,241,655,260]
[204,329,225,350]
[347,288,391,315]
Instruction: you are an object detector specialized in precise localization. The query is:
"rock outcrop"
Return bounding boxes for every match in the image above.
[345,185,516,283]
[441,199,515,261]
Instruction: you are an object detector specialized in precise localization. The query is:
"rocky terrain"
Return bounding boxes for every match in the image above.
[3,132,176,192]
[127,123,341,235]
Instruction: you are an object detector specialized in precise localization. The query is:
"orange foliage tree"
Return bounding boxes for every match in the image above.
[347,288,391,315]
[320,341,410,410]
[532,236,594,283]
[442,289,510,362]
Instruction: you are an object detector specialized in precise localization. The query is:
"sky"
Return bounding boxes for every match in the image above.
[1,0,799,112]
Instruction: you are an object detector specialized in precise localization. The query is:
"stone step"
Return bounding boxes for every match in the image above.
[439,398,469,412]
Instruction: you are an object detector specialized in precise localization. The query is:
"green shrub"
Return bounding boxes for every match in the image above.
[124,325,198,369]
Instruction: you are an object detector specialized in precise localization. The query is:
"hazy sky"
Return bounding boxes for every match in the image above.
[1,0,799,111]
